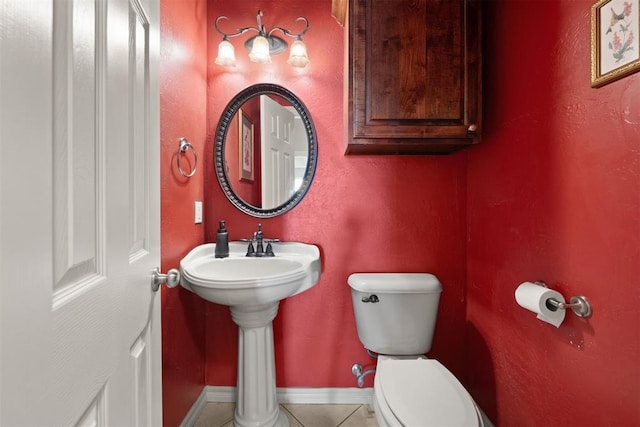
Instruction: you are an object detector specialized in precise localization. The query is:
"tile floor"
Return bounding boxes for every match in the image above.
[194,402,379,427]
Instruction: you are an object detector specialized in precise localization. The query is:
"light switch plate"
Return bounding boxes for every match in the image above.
[194,201,203,224]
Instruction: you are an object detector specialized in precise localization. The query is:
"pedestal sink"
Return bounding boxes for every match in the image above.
[179,242,321,427]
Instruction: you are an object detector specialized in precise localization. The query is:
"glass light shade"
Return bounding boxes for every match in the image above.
[287,39,310,68]
[248,36,271,63]
[215,39,236,66]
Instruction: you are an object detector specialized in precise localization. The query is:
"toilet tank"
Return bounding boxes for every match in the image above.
[348,273,442,355]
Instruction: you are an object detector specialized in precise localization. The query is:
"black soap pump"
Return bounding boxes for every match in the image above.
[214,220,229,258]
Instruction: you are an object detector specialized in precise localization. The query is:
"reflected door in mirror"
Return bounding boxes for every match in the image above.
[260,95,295,209]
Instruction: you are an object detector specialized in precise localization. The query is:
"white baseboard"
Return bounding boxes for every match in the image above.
[277,387,374,404]
[179,387,210,427]
[205,385,374,404]
[181,386,374,426]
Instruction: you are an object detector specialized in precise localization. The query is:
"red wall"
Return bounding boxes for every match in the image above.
[466,0,640,425]
[204,0,468,389]
[161,0,639,426]
[160,0,208,425]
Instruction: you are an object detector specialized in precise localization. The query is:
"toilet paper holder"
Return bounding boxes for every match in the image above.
[535,281,592,318]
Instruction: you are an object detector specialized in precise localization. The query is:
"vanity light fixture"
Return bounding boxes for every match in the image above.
[214,10,310,68]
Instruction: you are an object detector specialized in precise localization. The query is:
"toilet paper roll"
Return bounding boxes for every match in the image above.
[515,282,566,327]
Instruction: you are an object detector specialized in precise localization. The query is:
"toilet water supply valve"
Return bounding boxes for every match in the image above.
[351,363,376,388]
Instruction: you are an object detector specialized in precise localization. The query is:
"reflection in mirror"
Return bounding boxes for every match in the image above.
[215,84,317,218]
[225,94,309,209]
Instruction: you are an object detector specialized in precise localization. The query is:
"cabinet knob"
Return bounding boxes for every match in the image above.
[468,124,478,132]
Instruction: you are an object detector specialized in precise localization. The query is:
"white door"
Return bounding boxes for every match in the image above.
[260,95,296,209]
[0,0,161,425]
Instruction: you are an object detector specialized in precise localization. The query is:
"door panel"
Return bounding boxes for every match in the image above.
[260,95,295,210]
[0,0,161,425]
[52,0,104,307]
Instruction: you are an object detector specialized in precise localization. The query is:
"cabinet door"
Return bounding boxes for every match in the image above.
[346,0,481,154]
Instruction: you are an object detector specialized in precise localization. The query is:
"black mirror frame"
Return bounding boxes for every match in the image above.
[214,83,318,218]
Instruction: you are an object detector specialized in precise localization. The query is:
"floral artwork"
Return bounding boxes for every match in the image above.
[592,0,640,87]
[239,110,254,182]
[606,2,635,64]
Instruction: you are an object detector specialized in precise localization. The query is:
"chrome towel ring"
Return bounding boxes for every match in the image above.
[177,137,197,178]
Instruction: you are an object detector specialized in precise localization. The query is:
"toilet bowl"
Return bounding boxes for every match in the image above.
[373,356,482,427]
[348,273,482,427]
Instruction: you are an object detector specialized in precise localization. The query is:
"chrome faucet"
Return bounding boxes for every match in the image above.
[245,224,277,257]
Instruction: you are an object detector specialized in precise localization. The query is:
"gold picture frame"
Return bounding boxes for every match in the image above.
[239,109,254,182]
[591,0,640,87]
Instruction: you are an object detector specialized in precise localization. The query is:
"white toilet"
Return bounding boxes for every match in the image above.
[348,273,483,427]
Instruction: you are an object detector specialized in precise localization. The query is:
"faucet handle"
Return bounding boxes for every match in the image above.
[246,241,256,256]
[265,242,275,257]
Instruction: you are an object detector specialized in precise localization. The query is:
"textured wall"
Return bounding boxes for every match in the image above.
[162,0,639,425]
[204,0,469,389]
[467,0,640,425]
[160,0,208,425]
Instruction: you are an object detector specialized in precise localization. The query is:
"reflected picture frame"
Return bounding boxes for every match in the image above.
[591,0,640,87]
[239,109,254,182]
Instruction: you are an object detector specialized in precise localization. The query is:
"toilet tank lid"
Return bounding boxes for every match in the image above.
[348,273,442,294]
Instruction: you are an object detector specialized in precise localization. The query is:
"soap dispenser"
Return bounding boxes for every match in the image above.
[214,220,229,258]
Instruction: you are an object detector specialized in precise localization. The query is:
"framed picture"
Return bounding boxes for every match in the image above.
[591,0,640,87]
[239,109,254,182]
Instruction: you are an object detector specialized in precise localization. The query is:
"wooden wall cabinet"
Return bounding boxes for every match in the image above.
[339,0,481,154]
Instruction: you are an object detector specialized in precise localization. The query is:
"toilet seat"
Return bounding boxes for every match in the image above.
[375,358,481,427]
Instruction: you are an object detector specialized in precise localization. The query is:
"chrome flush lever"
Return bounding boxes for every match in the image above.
[361,294,379,303]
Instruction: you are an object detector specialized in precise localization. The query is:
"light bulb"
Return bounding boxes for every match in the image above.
[287,39,309,68]
[249,36,271,63]
[215,39,236,67]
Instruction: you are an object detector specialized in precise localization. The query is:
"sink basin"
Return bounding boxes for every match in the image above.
[180,240,321,427]
[179,241,321,306]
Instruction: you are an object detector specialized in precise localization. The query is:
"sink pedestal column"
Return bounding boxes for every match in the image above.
[230,302,289,427]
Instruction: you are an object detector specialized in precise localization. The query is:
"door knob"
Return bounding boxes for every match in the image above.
[151,267,180,292]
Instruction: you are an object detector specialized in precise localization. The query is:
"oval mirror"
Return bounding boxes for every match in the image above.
[215,83,318,218]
